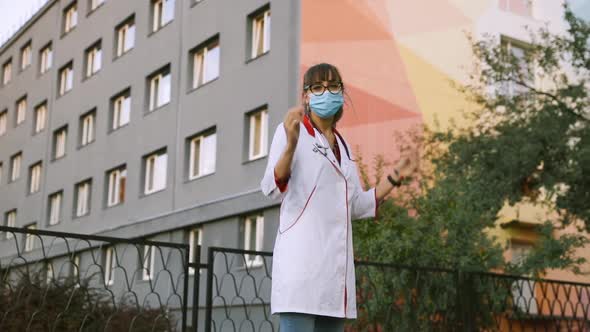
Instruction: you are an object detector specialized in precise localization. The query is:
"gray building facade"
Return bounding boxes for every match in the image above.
[0,0,298,328]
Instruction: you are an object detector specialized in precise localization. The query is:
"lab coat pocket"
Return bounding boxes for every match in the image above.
[279,184,317,234]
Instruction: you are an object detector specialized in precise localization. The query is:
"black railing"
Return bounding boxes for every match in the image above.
[1,226,589,331]
[0,225,193,332]
[204,248,590,332]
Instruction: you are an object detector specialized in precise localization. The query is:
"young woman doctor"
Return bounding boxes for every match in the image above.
[260,63,419,332]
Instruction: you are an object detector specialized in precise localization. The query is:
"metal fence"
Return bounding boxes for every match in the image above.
[203,248,590,332]
[1,226,589,331]
[0,225,194,332]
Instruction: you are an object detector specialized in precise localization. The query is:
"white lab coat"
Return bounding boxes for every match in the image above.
[260,114,378,319]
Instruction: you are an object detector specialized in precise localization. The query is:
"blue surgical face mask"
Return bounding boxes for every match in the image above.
[308,91,344,119]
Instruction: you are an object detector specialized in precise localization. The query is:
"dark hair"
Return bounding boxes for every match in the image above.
[302,63,349,126]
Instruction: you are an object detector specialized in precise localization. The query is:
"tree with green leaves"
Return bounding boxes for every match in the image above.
[350,5,590,331]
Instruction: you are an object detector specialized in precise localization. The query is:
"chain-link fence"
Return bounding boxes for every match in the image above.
[0,225,193,332]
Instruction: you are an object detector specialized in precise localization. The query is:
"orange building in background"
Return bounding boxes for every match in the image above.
[299,0,590,287]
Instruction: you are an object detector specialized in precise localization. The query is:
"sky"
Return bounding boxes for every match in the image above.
[0,0,588,46]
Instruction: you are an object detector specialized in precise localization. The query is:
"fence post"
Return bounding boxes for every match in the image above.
[456,270,476,332]
[182,246,190,332]
[191,245,201,332]
[204,247,214,332]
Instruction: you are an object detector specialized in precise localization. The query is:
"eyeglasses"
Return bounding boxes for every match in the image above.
[304,82,344,96]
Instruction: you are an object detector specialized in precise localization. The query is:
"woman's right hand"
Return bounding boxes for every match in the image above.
[284,106,303,150]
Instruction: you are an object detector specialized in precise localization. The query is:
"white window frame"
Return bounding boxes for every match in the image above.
[107,167,126,207]
[85,44,102,78]
[248,109,268,160]
[20,43,32,70]
[2,61,11,85]
[34,103,47,134]
[148,69,171,111]
[188,227,203,275]
[75,180,91,217]
[10,153,22,182]
[29,163,42,194]
[90,0,104,11]
[40,44,53,74]
[189,132,216,179]
[152,0,174,32]
[59,63,74,96]
[16,97,26,125]
[144,150,167,194]
[251,9,271,59]
[0,111,7,135]
[104,247,115,285]
[5,210,16,239]
[192,39,220,89]
[49,191,62,225]
[81,112,94,146]
[112,93,131,130]
[142,245,156,280]
[244,214,264,267]
[24,224,36,252]
[54,127,67,159]
[116,19,135,57]
[64,3,78,34]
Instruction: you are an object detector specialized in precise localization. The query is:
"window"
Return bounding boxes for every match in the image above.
[53,126,68,160]
[111,89,131,130]
[89,0,105,12]
[5,210,16,239]
[63,2,78,34]
[510,241,538,314]
[0,163,3,184]
[34,102,47,134]
[0,110,7,135]
[48,191,63,225]
[106,166,126,207]
[152,0,175,32]
[29,162,42,194]
[46,260,54,285]
[59,62,74,96]
[104,247,115,285]
[188,227,202,275]
[243,214,264,267]
[143,149,167,194]
[10,152,22,182]
[501,37,534,97]
[142,245,156,280]
[20,42,32,70]
[188,130,216,179]
[499,0,533,17]
[248,108,268,160]
[116,16,135,57]
[85,41,102,78]
[16,96,27,126]
[72,254,81,279]
[191,37,220,89]
[2,59,11,85]
[147,66,171,111]
[80,110,95,146]
[24,223,36,252]
[40,43,53,74]
[75,179,91,217]
[249,7,271,59]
